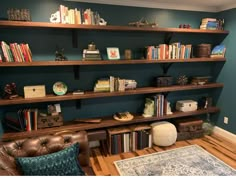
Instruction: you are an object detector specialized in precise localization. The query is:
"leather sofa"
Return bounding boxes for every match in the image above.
[0,131,93,175]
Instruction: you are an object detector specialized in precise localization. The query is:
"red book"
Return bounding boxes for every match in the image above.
[10,43,19,62]
[25,44,32,62]
[20,44,29,62]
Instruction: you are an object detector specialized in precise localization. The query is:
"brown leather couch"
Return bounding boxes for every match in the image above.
[0,131,93,175]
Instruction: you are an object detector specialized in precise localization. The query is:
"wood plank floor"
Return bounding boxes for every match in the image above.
[89,134,236,176]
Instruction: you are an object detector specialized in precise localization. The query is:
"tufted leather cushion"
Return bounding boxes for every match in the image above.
[0,131,89,176]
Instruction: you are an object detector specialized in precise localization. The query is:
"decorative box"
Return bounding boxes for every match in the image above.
[191,76,211,85]
[176,100,198,112]
[174,118,203,132]
[156,76,173,87]
[177,129,204,141]
[24,85,46,98]
[37,114,63,129]
[195,44,211,58]
[7,8,31,21]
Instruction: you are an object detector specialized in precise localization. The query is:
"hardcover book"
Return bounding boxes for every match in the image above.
[210,44,226,57]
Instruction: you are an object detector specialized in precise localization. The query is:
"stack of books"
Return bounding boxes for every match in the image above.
[83,49,101,60]
[94,76,137,92]
[200,18,218,30]
[94,78,110,92]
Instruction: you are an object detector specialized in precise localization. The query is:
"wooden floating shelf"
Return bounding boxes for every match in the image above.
[1,107,220,141]
[0,83,223,106]
[0,58,226,67]
[0,21,229,34]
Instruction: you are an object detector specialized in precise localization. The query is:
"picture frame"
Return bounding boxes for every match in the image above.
[107,47,120,60]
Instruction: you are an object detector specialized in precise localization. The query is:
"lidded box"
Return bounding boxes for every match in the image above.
[24,85,46,98]
[196,44,211,58]
[176,100,198,112]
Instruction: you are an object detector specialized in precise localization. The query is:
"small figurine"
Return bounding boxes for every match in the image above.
[3,83,19,99]
[142,98,154,117]
[55,47,68,61]
[166,101,173,115]
[50,11,60,23]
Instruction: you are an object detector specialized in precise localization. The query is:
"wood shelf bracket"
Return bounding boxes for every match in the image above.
[73,65,80,79]
[164,32,173,44]
[160,63,173,75]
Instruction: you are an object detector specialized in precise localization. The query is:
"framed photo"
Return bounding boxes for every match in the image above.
[107,47,120,60]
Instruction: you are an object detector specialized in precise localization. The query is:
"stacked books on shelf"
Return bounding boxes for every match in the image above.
[107,125,152,155]
[3,109,38,132]
[210,44,226,58]
[94,76,137,92]
[59,4,101,25]
[83,49,101,60]
[94,78,110,92]
[0,41,32,63]
[146,42,192,60]
[200,18,223,30]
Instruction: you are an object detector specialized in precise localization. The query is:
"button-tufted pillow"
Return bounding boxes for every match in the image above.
[15,143,85,176]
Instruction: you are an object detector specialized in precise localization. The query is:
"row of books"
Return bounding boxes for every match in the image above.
[94,76,137,92]
[108,127,152,155]
[59,4,101,25]
[3,109,38,132]
[153,94,166,117]
[200,18,224,30]
[146,94,167,117]
[0,41,32,62]
[146,43,192,60]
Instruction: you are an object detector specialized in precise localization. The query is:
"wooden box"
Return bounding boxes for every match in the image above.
[24,85,46,99]
[177,129,204,141]
[174,118,203,132]
[37,114,63,129]
[195,44,211,58]
[156,76,173,87]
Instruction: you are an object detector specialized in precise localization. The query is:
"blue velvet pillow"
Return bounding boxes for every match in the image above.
[15,143,85,176]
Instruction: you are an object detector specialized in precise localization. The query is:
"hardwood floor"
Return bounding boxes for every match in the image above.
[89,134,236,176]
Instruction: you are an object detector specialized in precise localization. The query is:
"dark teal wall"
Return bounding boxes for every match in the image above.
[215,9,236,134]
[1,0,230,136]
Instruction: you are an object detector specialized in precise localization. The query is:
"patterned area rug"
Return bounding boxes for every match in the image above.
[114,145,236,176]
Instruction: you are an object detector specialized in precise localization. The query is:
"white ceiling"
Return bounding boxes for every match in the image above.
[66,0,236,12]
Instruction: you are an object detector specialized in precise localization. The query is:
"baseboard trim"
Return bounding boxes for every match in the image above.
[213,126,236,144]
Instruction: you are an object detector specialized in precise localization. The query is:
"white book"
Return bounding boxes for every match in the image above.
[123,134,126,152]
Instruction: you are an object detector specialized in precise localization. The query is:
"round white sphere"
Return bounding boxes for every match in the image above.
[151,121,177,146]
